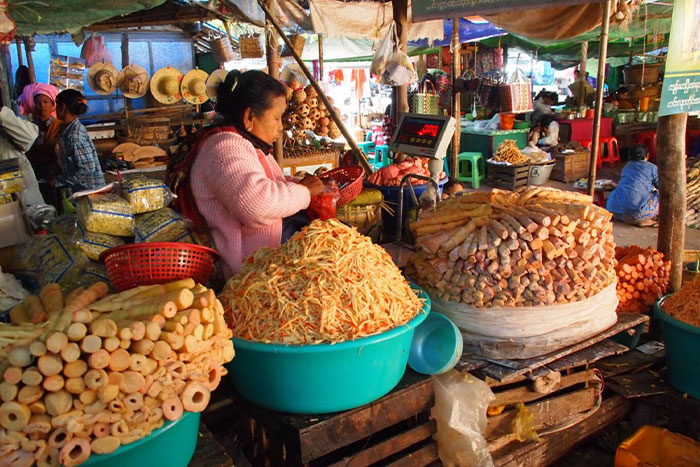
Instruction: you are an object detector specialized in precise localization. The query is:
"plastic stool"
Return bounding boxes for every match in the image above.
[456,152,485,189]
[374,145,390,169]
[357,131,375,160]
[636,131,657,163]
[594,137,621,168]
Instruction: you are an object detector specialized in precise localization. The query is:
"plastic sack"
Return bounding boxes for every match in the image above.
[473,114,501,131]
[81,261,112,289]
[48,214,78,236]
[121,175,176,214]
[0,161,25,194]
[432,282,619,359]
[134,208,191,243]
[80,35,113,67]
[307,179,340,221]
[25,204,57,233]
[370,23,395,78]
[0,267,29,311]
[72,222,125,261]
[31,235,90,291]
[371,23,414,86]
[76,192,134,237]
[432,370,495,467]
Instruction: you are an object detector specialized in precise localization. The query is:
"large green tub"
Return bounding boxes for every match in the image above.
[227,286,430,414]
[81,411,199,467]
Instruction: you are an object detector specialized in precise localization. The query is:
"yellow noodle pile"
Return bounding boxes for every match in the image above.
[221,219,424,344]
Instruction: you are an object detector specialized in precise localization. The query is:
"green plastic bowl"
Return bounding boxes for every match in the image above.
[408,312,462,375]
[654,296,700,399]
[513,121,530,129]
[81,411,199,467]
[227,286,430,414]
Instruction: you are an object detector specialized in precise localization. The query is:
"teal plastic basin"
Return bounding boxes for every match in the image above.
[227,287,430,414]
[654,297,700,399]
[408,312,462,375]
[81,411,199,467]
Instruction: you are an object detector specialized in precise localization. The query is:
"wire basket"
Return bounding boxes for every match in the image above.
[100,242,219,291]
[320,165,364,206]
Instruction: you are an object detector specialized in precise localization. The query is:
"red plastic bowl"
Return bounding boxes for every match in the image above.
[99,242,219,291]
[320,165,364,206]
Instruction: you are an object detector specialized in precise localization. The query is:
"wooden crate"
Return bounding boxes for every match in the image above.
[486,162,530,190]
[550,150,590,183]
[234,370,438,466]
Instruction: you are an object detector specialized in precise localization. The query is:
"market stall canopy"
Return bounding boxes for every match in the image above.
[409,17,505,48]
[480,1,672,66]
[9,0,167,36]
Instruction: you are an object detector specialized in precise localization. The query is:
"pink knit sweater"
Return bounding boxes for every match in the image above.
[190,131,311,276]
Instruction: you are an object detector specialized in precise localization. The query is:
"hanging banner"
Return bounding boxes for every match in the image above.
[658,0,700,116]
[411,0,589,23]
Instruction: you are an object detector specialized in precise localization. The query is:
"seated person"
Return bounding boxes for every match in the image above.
[606,145,658,227]
[605,87,634,110]
[529,115,560,147]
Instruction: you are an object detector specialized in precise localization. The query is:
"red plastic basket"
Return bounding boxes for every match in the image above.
[99,242,219,291]
[320,165,364,206]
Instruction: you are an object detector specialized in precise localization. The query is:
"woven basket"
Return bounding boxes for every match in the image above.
[212,38,236,64]
[336,204,381,235]
[239,33,264,59]
[281,34,305,57]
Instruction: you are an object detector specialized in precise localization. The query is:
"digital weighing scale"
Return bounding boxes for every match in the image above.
[382,113,456,267]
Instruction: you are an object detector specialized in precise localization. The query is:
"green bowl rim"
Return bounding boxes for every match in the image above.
[232,286,430,353]
[82,411,199,465]
[408,311,463,375]
[654,295,700,336]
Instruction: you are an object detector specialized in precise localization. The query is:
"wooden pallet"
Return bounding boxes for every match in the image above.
[191,422,234,467]
[486,162,530,190]
[231,370,438,466]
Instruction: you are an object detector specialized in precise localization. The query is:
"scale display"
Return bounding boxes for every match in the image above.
[390,113,456,158]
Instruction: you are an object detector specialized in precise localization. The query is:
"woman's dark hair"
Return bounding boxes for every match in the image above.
[216,70,286,126]
[56,89,88,116]
[14,66,30,98]
[540,114,557,128]
[629,144,649,161]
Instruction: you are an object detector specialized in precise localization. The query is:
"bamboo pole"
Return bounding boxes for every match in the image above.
[578,42,588,108]
[586,0,611,196]
[15,38,23,67]
[318,34,323,84]
[450,18,461,176]
[0,48,12,108]
[657,113,688,292]
[256,0,372,173]
[24,37,36,84]
[393,0,409,120]
[264,14,283,163]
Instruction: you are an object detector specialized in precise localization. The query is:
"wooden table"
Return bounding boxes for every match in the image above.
[556,117,613,144]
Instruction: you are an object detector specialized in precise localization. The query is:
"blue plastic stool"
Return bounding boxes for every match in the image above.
[357,131,375,160]
[456,152,485,189]
[374,145,390,169]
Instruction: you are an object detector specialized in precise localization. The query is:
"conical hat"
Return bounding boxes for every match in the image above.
[205,69,228,101]
[117,64,150,99]
[87,61,118,95]
[181,69,210,105]
[149,66,184,105]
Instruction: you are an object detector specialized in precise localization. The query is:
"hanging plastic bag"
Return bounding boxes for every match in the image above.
[307,179,340,221]
[80,35,113,67]
[432,370,495,467]
[371,23,414,87]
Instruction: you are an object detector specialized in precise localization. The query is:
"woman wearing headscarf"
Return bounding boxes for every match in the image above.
[25,84,61,179]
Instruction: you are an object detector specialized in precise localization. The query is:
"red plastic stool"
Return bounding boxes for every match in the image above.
[598,136,621,167]
[636,131,657,163]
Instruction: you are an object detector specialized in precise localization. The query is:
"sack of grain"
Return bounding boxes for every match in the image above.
[72,222,125,261]
[121,174,175,214]
[134,208,191,243]
[76,192,134,237]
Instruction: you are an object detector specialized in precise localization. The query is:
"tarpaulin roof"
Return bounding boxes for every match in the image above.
[481,2,672,66]
[10,0,168,36]
[409,18,504,47]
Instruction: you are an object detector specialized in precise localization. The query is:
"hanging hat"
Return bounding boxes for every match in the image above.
[181,69,210,105]
[205,69,228,101]
[87,61,118,95]
[117,64,150,99]
[150,66,184,105]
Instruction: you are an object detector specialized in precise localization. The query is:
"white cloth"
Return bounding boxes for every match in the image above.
[539,121,560,147]
[0,107,44,206]
[309,0,444,41]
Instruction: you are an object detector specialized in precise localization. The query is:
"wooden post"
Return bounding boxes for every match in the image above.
[393,0,409,119]
[15,38,23,67]
[121,33,132,111]
[24,37,36,84]
[257,0,372,173]
[586,0,611,196]
[450,17,461,176]
[318,34,323,84]
[657,113,688,292]
[0,48,12,108]
[578,42,588,108]
[265,16,283,163]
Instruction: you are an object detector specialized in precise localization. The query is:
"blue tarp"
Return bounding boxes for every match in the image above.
[409,18,505,48]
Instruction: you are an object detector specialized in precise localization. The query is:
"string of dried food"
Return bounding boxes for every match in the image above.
[221,219,424,344]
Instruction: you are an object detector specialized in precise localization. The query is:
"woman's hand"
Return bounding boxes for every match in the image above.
[299,175,325,197]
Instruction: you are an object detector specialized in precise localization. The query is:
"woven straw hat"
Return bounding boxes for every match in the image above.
[181,69,210,105]
[205,69,228,101]
[149,66,184,105]
[87,61,118,95]
[117,64,150,99]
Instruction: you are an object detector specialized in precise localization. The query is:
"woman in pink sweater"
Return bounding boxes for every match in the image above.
[189,70,324,276]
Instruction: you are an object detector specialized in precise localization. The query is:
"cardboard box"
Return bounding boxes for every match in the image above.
[0,201,29,248]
